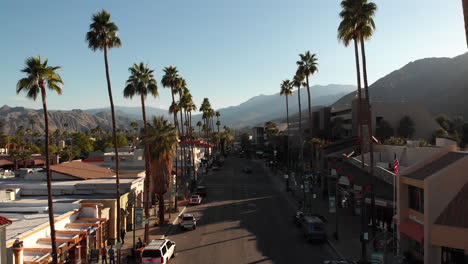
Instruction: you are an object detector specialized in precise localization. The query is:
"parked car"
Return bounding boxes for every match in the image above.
[302,216,326,242]
[189,194,202,205]
[179,213,197,230]
[141,238,176,264]
[242,167,252,173]
[196,186,207,197]
[294,211,327,227]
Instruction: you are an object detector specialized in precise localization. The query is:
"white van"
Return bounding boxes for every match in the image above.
[141,239,176,264]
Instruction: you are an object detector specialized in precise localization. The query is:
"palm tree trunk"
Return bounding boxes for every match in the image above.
[104,45,122,244]
[305,75,313,138]
[190,112,196,182]
[170,88,179,211]
[140,94,151,243]
[353,38,365,169]
[360,35,376,236]
[353,37,367,259]
[297,87,302,134]
[178,97,187,199]
[463,0,468,47]
[285,95,290,170]
[157,193,165,224]
[40,86,58,264]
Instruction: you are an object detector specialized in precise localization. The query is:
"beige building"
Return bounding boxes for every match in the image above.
[331,101,440,140]
[1,216,12,264]
[397,150,468,263]
[5,204,107,264]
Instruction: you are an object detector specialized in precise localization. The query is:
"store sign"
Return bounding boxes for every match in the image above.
[329,196,336,213]
[135,208,143,228]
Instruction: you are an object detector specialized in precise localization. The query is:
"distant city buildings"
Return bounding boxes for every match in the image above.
[0,160,145,264]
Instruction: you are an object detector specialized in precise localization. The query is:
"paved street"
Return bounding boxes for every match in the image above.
[166,156,337,264]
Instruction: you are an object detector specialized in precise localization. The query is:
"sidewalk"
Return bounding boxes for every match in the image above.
[118,199,188,263]
[118,166,212,262]
[257,160,363,261]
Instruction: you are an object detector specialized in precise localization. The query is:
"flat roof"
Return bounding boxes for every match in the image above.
[3,213,52,241]
[405,152,468,180]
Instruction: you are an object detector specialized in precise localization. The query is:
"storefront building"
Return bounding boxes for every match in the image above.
[397,150,468,264]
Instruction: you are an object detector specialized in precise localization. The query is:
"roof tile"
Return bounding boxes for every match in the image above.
[435,182,468,229]
[0,216,12,226]
[405,152,468,180]
[50,161,114,180]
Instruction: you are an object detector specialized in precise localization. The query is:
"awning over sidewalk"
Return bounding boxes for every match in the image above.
[0,159,14,166]
[399,219,424,243]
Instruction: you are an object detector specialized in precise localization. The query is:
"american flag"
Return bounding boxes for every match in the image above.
[394,159,400,174]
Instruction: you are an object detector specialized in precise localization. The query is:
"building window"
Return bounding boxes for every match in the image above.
[408,185,424,213]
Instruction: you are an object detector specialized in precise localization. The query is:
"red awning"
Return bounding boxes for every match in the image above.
[33,159,45,165]
[399,219,424,243]
[0,159,14,166]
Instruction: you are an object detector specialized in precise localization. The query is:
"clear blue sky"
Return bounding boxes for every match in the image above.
[0,0,466,111]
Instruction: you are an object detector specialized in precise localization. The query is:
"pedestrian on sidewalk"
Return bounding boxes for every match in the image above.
[136,237,143,249]
[120,229,127,244]
[101,247,108,264]
[108,246,115,264]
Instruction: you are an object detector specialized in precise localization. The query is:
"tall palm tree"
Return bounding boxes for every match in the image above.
[338,0,365,168]
[16,56,63,264]
[280,80,293,133]
[86,9,123,244]
[356,0,377,237]
[296,51,319,138]
[215,111,221,133]
[29,119,36,146]
[292,74,304,134]
[280,79,293,173]
[123,62,158,243]
[144,116,178,224]
[130,121,139,138]
[162,66,181,210]
[176,78,188,196]
[196,121,202,135]
[341,0,378,237]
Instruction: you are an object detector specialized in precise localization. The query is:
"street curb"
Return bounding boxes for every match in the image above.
[326,239,345,259]
[160,205,187,239]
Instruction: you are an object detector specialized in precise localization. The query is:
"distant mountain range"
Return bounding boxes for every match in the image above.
[0,84,353,134]
[333,52,468,119]
[209,84,355,128]
[5,50,467,135]
[85,106,171,120]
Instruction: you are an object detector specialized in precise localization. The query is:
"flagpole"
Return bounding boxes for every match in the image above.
[393,153,398,255]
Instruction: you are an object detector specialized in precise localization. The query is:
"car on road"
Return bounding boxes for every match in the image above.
[294,211,327,227]
[189,194,202,205]
[179,213,197,230]
[242,167,252,173]
[212,166,221,171]
[302,215,326,242]
[195,186,207,197]
[141,238,176,264]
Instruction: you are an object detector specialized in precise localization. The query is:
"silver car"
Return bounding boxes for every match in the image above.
[179,213,197,230]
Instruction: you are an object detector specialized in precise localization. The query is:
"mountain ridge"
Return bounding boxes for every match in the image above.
[333,52,468,120]
[0,84,354,133]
